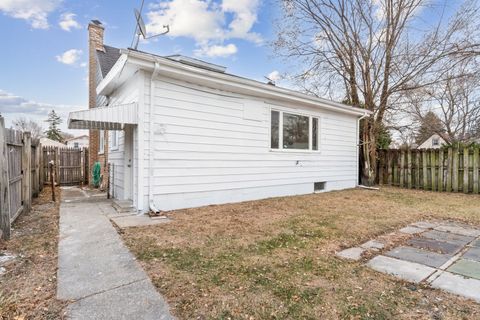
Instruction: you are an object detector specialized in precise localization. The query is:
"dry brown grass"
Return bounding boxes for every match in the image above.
[122,187,480,320]
[0,187,65,320]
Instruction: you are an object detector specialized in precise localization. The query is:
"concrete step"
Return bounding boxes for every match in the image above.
[112,200,135,213]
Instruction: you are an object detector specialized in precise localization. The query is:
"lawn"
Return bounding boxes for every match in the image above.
[122,187,480,319]
[0,187,65,320]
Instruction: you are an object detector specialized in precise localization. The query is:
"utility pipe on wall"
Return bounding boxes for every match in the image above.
[148,61,161,213]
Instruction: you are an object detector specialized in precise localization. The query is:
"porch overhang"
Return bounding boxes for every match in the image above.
[68,103,138,130]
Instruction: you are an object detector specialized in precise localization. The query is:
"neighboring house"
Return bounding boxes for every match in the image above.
[40,137,66,148]
[68,20,370,213]
[65,135,89,149]
[417,133,447,149]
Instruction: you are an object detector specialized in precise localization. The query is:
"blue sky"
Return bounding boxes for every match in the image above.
[0,0,283,133]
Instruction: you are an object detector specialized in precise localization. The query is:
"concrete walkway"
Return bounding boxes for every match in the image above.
[57,187,174,320]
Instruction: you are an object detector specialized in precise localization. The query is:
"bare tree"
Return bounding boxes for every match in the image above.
[408,61,480,143]
[12,117,43,140]
[274,0,480,185]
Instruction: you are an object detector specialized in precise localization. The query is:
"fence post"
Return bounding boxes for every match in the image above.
[55,147,60,185]
[22,132,32,213]
[422,151,428,191]
[474,148,479,194]
[438,149,444,192]
[414,151,420,189]
[0,117,11,240]
[452,148,459,192]
[407,150,412,189]
[464,148,469,193]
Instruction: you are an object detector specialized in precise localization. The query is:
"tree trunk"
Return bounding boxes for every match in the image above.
[360,116,378,186]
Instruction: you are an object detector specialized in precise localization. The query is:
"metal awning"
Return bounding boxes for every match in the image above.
[68,103,138,130]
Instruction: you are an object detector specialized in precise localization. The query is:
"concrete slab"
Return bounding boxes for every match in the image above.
[336,247,365,261]
[434,224,480,237]
[67,279,174,320]
[430,271,480,303]
[422,230,474,244]
[111,215,171,229]
[472,239,480,247]
[407,237,464,255]
[448,259,480,280]
[399,226,425,234]
[360,240,385,250]
[411,221,438,229]
[367,255,435,283]
[57,187,174,319]
[462,246,480,262]
[385,246,452,268]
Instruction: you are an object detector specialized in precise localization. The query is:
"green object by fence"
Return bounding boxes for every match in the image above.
[92,161,101,188]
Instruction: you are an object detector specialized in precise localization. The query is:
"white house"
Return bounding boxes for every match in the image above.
[68,40,369,213]
[417,133,447,149]
[65,135,89,149]
[40,137,66,148]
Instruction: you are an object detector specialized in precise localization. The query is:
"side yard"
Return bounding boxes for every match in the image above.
[0,187,65,319]
[122,187,480,319]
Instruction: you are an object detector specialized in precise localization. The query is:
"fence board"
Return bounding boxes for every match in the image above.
[379,147,480,194]
[42,146,88,185]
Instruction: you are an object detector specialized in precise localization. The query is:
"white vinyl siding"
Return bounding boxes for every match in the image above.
[140,76,359,211]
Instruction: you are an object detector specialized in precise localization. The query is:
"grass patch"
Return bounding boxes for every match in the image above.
[123,187,480,319]
[0,187,65,319]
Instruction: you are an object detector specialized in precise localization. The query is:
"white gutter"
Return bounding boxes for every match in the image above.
[356,112,370,186]
[148,61,161,213]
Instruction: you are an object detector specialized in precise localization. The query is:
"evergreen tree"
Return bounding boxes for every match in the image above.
[44,110,63,142]
[415,111,445,145]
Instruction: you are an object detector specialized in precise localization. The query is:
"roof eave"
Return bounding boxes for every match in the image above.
[100,49,371,117]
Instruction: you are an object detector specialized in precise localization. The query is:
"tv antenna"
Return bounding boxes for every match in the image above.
[132,7,169,49]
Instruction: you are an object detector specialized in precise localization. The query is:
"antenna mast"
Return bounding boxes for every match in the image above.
[132,5,169,50]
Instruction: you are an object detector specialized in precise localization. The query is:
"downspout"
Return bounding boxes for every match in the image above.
[356,112,369,186]
[149,61,161,213]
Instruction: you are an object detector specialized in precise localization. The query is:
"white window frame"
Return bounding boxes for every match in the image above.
[270,108,320,152]
[99,130,105,154]
[110,130,119,151]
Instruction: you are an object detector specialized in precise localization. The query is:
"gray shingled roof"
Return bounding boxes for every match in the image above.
[97,45,121,78]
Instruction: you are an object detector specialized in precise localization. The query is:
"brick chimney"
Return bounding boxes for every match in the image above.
[88,20,104,110]
[87,20,108,187]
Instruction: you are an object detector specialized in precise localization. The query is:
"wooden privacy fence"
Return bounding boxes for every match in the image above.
[42,146,89,186]
[0,116,43,240]
[378,148,480,193]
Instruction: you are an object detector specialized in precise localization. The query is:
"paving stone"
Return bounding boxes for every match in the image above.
[422,230,474,244]
[367,255,435,283]
[411,221,438,229]
[463,247,480,262]
[110,215,171,229]
[336,247,365,261]
[361,240,385,250]
[448,259,480,280]
[430,271,480,303]
[0,267,5,276]
[0,254,15,266]
[434,225,480,237]
[385,246,452,268]
[399,226,425,234]
[471,239,480,247]
[407,237,464,255]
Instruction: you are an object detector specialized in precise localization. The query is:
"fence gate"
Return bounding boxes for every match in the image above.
[43,146,89,185]
[6,129,23,222]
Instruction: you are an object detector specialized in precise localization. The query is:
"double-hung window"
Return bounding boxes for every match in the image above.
[271,110,319,151]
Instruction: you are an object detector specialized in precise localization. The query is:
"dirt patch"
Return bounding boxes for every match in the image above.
[0,187,65,320]
[123,187,480,319]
